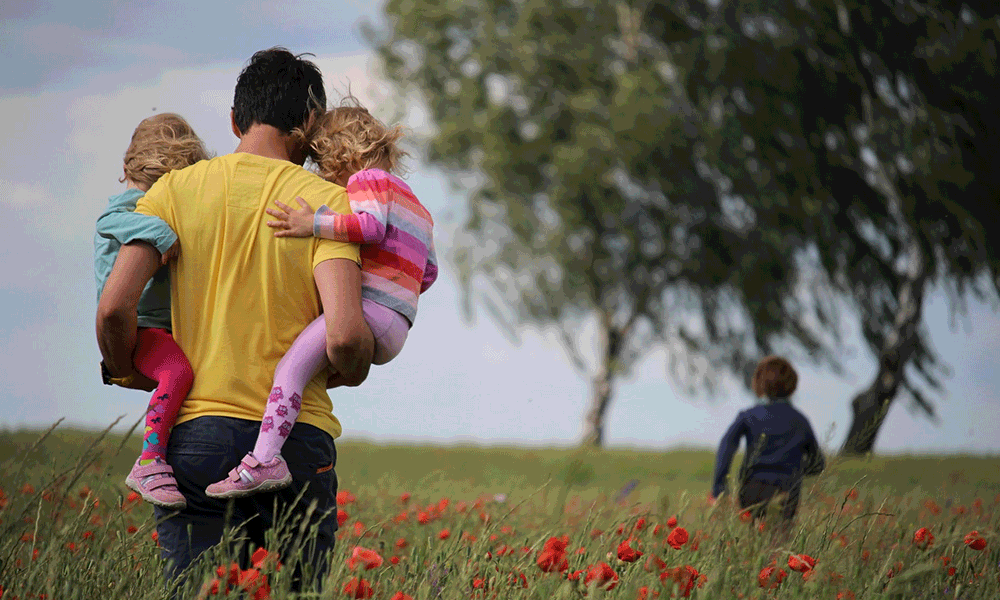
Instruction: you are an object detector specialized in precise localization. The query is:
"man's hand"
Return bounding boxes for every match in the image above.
[266,197,315,237]
[160,240,180,265]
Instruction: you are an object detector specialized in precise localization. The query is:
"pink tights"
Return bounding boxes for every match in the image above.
[252,300,408,462]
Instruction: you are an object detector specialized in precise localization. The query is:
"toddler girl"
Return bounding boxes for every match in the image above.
[206,104,437,498]
[95,113,209,509]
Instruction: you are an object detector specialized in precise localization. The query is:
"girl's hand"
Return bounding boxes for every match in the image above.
[266,197,315,237]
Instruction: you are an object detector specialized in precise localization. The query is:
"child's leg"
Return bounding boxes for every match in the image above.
[363,299,410,365]
[133,328,194,462]
[127,327,193,509]
[251,315,330,463]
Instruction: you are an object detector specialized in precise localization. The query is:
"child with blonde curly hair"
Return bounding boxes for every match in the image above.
[95,113,210,509]
[206,103,438,498]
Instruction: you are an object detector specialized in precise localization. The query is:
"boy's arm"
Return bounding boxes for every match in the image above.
[711,414,747,498]
[314,170,393,244]
[96,210,178,256]
[421,239,439,293]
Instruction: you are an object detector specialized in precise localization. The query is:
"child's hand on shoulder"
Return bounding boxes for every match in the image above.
[266,197,315,238]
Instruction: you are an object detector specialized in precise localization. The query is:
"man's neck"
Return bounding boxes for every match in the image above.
[233,123,303,164]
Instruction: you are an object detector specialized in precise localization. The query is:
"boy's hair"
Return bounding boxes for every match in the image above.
[233,47,326,135]
[751,355,799,398]
[121,113,210,189]
[296,98,408,184]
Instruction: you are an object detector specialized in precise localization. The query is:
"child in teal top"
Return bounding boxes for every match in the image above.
[94,113,209,509]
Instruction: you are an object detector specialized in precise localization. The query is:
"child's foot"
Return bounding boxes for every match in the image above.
[125,458,187,509]
[205,453,292,499]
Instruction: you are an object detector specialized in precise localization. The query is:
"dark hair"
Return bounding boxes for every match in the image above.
[233,47,326,134]
[751,355,799,398]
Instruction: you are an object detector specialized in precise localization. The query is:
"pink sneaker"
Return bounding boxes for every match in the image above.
[125,458,187,509]
[205,453,292,499]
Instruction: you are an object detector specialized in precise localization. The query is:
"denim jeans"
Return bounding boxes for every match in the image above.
[153,417,338,591]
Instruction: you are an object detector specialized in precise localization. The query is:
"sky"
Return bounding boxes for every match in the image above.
[1,0,998,457]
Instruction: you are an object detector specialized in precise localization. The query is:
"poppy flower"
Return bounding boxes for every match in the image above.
[390,593,413,600]
[343,577,373,599]
[666,516,678,528]
[636,585,660,600]
[567,569,584,581]
[417,512,430,524]
[583,562,619,590]
[758,566,787,588]
[537,536,570,572]
[337,490,357,505]
[337,509,349,527]
[395,538,408,549]
[617,538,643,562]
[964,531,987,551]
[438,528,451,540]
[787,554,816,573]
[667,527,689,549]
[347,546,384,570]
[660,565,704,598]
[644,555,667,573]
[635,517,647,530]
[399,492,411,504]
[912,527,934,550]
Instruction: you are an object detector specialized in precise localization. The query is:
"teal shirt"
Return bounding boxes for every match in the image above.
[94,188,178,330]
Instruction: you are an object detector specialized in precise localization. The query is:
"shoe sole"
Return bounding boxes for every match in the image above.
[205,472,294,500]
[125,475,187,510]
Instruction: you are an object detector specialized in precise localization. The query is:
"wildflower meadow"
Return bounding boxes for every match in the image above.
[0,422,997,599]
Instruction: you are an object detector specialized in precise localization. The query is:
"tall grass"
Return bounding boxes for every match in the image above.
[0,425,997,599]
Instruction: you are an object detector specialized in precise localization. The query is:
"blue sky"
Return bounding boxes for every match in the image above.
[1,0,998,457]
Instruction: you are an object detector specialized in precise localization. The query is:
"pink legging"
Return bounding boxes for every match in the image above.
[251,300,409,462]
[132,327,195,461]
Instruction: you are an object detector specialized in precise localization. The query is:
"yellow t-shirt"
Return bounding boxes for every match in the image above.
[135,153,360,439]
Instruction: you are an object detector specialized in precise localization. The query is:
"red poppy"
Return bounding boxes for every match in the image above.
[238,568,270,600]
[417,512,430,525]
[438,529,451,540]
[787,554,816,573]
[351,522,365,537]
[644,554,667,572]
[583,562,619,590]
[390,556,401,565]
[660,565,704,598]
[636,585,660,600]
[537,536,570,572]
[739,510,753,523]
[635,517,647,530]
[395,537,408,549]
[666,516,678,528]
[567,569,584,581]
[758,566,787,588]
[347,546,384,570]
[964,531,987,551]
[667,527,689,550]
[399,492,411,504]
[390,593,413,600]
[913,527,934,550]
[836,591,856,600]
[337,509,349,527]
[343,577,373,599]
[337,490,356,505]
[617,538,643,563]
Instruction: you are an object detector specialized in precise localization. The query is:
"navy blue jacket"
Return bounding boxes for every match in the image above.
[711,397,824,498]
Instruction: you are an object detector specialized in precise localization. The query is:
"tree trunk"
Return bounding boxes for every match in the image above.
[841,249,927,456]
[581,371,614,447]
[581,316,621,448]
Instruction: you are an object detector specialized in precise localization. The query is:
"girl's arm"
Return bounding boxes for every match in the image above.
[711,414,747,498]
[267,170,392,244]
[96,209,178,257]
[421,239,439,293]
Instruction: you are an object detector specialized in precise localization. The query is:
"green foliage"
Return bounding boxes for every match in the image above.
[1,426,999,599]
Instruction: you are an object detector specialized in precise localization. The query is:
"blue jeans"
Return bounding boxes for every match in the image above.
[154,417,338,590]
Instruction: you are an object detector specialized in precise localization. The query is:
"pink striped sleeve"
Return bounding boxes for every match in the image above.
[312,170,393,243]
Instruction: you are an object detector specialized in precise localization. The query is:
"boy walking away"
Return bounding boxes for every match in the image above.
[711,356,825,525]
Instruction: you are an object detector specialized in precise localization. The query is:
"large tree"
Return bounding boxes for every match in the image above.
[369,0,1000,450]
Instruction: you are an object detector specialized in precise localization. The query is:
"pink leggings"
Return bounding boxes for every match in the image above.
[132,327,195,460]
[251,300,408,462]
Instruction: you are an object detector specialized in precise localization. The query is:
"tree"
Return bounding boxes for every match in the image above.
[369,0,1000,450]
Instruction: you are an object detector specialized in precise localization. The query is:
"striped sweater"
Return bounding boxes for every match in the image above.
[313,169,437,324]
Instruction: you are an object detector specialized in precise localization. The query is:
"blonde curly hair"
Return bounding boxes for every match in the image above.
[121,113,210,189]
[295,99,407,185]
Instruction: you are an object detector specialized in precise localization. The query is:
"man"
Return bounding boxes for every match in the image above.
[96,47,374,588]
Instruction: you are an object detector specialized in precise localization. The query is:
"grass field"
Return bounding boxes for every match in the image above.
[0,422,997,599]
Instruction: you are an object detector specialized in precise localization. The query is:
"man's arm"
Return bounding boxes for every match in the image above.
[313,258,374,386]
[96,242,161,390]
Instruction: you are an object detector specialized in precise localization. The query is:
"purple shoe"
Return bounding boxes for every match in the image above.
[125,458,187,509]
[205,453,292,499]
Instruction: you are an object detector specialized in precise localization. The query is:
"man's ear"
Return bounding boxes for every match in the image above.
[231,109,241,139]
